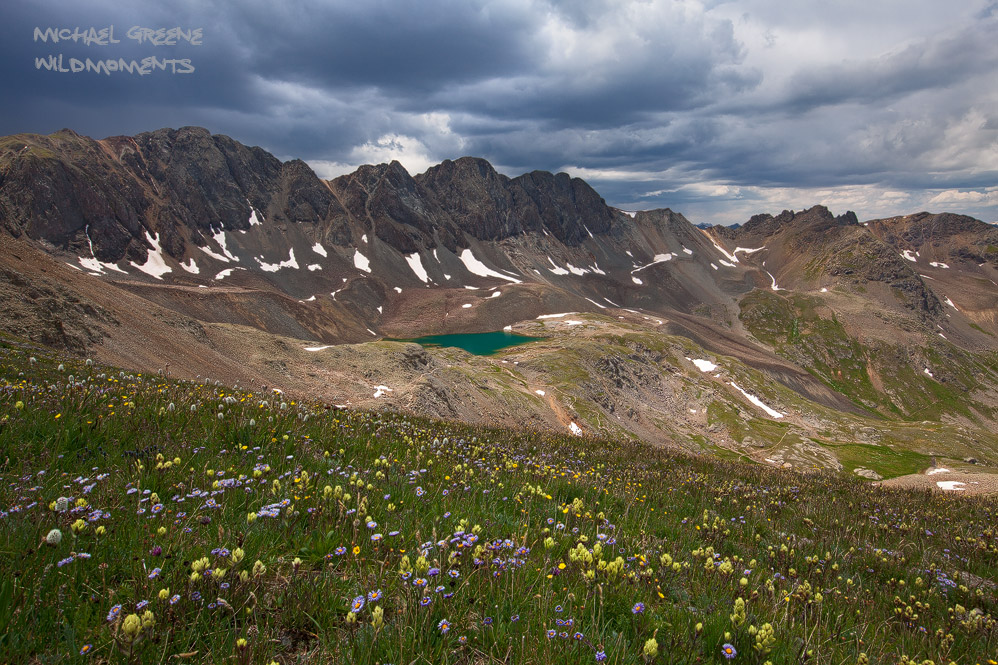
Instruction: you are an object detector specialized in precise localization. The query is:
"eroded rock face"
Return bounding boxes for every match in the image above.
[0,127,339,262]
[1,125,628,270]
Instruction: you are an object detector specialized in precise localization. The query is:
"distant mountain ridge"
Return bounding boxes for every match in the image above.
[2,126,998,470]
[0,127,616,263]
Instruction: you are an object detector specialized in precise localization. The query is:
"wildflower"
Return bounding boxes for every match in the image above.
[371,605,385,630]
[721,644,737,659]
[632,602,646,614]
[136,600,149,610]
[121,613,142,640]
[458,635,468,644]
[352,545,361,556]
[148,568,161,579]
[511,614,520,622]
[546,629,557,639]
[158,588,170,600]
[438,619,451,634]
[574,632,584,640]
[252,560,266,577]
[79,644,92,655]
[107,604,122,622]
[335,546,346,556]
[45,529,62,546]
[420,596,432,607]
[368,589,383,602]
[595,650,607,661]
[352,596,365,612]
[170,594,181,605]
[643,637,659,660]
[448,570,460,579]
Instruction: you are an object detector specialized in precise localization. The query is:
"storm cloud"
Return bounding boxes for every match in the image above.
[2,0,996,224]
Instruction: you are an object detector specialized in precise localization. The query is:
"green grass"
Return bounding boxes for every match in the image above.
[739,290,994,422]
[0,344,996,664]
[822,443,932,480]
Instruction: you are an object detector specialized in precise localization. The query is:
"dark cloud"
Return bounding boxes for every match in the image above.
[0,0,995,225]
[778,24,998,114]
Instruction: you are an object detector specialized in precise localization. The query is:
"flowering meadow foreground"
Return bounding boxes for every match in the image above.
[0,341,996,665]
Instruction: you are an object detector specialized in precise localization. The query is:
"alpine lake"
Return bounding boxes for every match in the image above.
[390,331,546,356]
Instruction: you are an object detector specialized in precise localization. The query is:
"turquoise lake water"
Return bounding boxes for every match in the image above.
[396,331,545,356]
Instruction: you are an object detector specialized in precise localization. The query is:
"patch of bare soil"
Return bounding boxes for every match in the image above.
[879,466,998,495]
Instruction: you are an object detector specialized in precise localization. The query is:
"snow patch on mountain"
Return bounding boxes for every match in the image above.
[690,358,718,372]
[729,381,784,419]
[406,252,429,283]
[632,253,674,273]
[459,249,521,283]
[129,231,171,279]
[78,225,128,275]
[248,203,263,226]
[547,257,570,275]
[258,248,299,272]
[354,249,372,273]
[210,228,239,262]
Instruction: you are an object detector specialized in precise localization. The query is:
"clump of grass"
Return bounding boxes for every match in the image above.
[0,345,996,663]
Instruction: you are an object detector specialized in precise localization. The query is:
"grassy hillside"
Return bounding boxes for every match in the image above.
[0,339,996,664]
[738,290,998,422]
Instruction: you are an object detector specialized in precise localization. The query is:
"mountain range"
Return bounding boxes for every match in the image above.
[2,126,998,485]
